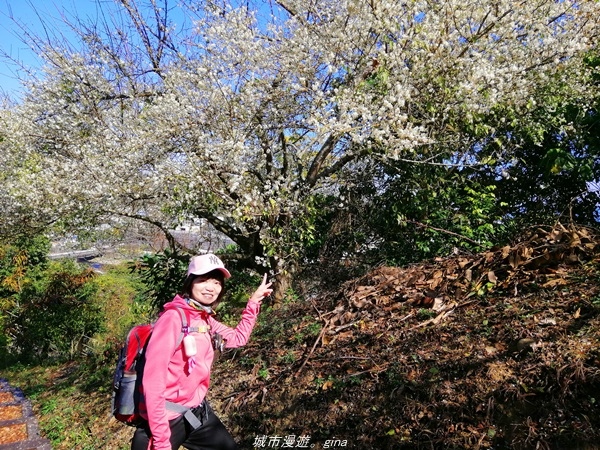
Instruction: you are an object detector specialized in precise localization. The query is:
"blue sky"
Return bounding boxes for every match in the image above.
[0,0,101,99]
[0,0,203,100]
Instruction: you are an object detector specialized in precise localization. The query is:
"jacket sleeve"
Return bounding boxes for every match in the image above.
[209,300,260,348]
[142,310,181,450]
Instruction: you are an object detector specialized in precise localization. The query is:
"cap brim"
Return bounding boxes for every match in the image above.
[217,268,232,279]
[188,267,232,279]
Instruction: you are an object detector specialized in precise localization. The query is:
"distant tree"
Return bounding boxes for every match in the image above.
[1,0,598,299]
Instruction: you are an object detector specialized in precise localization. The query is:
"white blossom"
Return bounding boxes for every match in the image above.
[1,0,598,259]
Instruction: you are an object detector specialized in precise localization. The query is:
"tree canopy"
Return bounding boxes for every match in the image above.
[1,0,599,295]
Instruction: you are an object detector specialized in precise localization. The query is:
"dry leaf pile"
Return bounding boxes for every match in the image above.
[340,224,598,314]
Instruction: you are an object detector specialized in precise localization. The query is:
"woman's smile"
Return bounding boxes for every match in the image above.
[191,276,223,305]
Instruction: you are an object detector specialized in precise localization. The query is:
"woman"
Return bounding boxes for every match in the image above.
[131,253,272,450]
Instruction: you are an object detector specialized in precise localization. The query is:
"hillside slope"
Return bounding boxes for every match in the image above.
[208,224,600,449]
[7,224,600,450]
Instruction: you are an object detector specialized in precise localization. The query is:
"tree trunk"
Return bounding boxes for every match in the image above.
[270,257,295,307]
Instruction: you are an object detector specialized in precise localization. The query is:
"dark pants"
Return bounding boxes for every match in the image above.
[131,401,238,450]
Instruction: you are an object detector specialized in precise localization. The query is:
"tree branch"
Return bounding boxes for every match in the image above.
[305,134,338,187]
[406,219,481,246]
[113,211,181,251]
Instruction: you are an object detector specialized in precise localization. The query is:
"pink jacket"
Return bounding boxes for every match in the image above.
[140,294,260,449]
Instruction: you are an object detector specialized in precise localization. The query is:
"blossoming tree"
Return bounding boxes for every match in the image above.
[1,0,598,297]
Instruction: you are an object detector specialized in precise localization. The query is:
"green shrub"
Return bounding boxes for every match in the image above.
[93,262,150,340]
[216,270,262,326]
[7,259,104,361]
[129,249,189,312]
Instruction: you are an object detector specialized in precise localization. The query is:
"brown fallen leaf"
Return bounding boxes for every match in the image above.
[542,278,567,288]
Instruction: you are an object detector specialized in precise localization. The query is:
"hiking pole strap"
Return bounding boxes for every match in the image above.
[165,401,202,429]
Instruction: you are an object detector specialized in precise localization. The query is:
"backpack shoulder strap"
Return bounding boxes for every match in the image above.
[174,305,202,337]
[173,306,187,347]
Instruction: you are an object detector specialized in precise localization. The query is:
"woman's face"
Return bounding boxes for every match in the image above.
[191,274,223,305]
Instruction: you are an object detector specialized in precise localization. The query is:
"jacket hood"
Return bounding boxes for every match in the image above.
[162,294,197,314]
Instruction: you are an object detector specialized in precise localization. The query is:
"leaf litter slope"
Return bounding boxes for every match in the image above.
[210,224,600,449]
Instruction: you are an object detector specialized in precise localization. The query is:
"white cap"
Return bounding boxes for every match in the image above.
[187,254,231,279]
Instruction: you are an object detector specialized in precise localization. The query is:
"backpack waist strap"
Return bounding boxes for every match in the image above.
[165,401,203,429]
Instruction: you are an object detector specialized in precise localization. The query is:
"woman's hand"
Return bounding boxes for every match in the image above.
[248,273,273,304]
